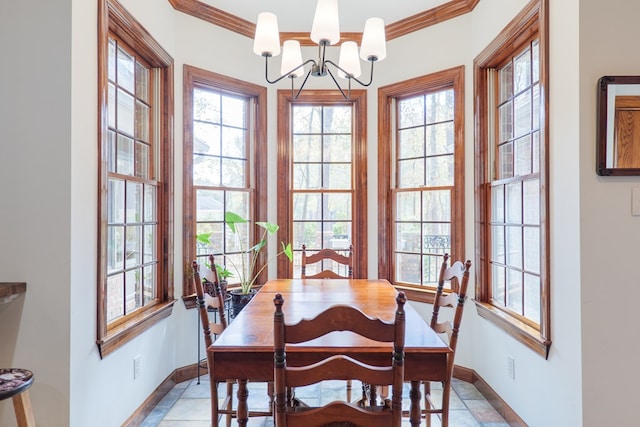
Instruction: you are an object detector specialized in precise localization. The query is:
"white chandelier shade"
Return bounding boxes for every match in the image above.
[252,0,386,100]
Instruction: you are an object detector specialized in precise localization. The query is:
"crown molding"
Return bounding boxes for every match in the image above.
[168,0,479,44]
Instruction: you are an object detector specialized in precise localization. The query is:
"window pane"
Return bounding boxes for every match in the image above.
[108,38,116,82]
[492,264,506,305]
[425,155,453,187]
[324,135,352,162]
[396,192,420,221]
[135,142,148,179]
[293,135,321,162]
[226,191,249,218]
[325,193,352,219]
[498,102,513,143]
[293,163,321,189]
[135,101,149,142]
[194,88,220,122]
[194,122,221,155]
[532,40,540,84]
[506,268,522,312]
[293,106,322,133]
[221,95,246,128]
[532,84,540,132]
[135,61,148,102]
[117,88,135,135]
[514,90,531,138]
[126,181,143,223]
[293,193,321,220]
[222,126,246,158]
[524,273,540,323]
[532,131,540,173]
[143,225,156,263]
[221,158,246,187]
[294,221,321,249]
[498,142,513,179]
[144,185,156,222]
[523,226,540,274]
[193,155,220,186]
[117,135,134,176]
[423,190,451,222]
[323,106,351,133]
[108,178,125,223]
[117,46,135,92]
[506,226,522,268]
[491,185,504,222]
[125,268,141,312]
[425,122,454,156]
[396,222,421,252]
[324,164,351,189]
[425,89,454,122]
[143,265,156,303]
[523,178,540,225]
[107,225,124,273]
[196,190,223,221]
[398,158,424,188]
[505,182,522,223]
[108,83,116,128]
[398,127,424,159]
[514,47,531,93]
[514,135,532,176]
[396,253,421,283]
[423,223,451,253]
[106,274,124,322]
[499,62,513,103]
[399,96,424,128]
[492,225,505,264]
[422,254,442,286]
[126,225,142,268]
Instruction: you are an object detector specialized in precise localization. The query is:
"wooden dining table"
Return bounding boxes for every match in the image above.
[206,278,452,426]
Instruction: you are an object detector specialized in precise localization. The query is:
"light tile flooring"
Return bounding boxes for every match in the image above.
[140,376,509,426]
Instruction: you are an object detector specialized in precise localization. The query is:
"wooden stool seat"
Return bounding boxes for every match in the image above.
[0,368,35,427]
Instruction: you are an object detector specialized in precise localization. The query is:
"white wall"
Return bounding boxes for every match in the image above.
[7,0,636,425]
[579,0,640,425]
[0,0,72,425]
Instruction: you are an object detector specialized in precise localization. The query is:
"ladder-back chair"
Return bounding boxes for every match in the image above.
[273,291,407,427]
[301,244,353,279]
[423,253,472,427]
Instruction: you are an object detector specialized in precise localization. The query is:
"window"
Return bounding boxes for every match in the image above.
[277,91,368,278]
[378,67,465,302]
[182,65,267,297]
[97,0,174,358]
[474,0,550,357]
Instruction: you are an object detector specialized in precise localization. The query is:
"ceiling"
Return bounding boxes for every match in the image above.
[199,0,454,33]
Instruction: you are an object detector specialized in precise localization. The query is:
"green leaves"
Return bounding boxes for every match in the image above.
[224,211,247,234]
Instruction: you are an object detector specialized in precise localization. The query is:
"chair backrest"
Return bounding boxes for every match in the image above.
[300,244,354,279]
[430,253,471,357]
[273,291,406,427]
[192,256,227,349]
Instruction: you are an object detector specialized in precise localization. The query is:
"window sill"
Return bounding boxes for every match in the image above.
[474,301,551,359]
[97,300,176,358]
[393,285,437,304]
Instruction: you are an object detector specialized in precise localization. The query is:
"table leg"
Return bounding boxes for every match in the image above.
[409,380,421,427]
[211,380,219,425]
[237,379,249,426]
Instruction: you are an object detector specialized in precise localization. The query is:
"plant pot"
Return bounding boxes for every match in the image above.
[230,289,256,317]
[203,279,228,300]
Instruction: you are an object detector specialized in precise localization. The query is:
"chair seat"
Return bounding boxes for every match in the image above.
[0,369,33,401]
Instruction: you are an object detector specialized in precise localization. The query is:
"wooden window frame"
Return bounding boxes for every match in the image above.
[97,0,175,358]
[378,66,465,303]
[473,0,551,358]
[277,90,368,278]
[182,65,268,302]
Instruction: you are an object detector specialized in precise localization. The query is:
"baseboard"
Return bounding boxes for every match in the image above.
[125,363,526,427]
[453,365,528,427]
[121,363,201,427]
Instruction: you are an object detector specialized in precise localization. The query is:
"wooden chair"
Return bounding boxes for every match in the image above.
[193,257,272,426]
[273,291,407,427]
[423,253,472,427]
[300,244,356,401]
[301,244,353,279]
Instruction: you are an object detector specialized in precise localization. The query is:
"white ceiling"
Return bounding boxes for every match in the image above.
[201,0,452,33]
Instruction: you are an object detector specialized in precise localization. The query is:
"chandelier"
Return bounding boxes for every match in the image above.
[252,0,386,100]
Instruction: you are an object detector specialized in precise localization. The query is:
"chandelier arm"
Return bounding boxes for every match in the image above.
[325,59,376,87]
[325,66,350,100]
[264,55,317,85]
[292,68,314,100]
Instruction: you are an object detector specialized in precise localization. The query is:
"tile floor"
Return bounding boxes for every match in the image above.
[140,376,510,426]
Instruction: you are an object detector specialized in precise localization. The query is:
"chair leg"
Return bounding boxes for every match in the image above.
[225,381,234,427]
[441,379,451,427]
[424,381,432,427]
[12,390,36,427]
[346,379,352,402]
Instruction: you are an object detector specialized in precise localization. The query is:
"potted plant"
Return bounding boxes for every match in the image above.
[223,211,293,315]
